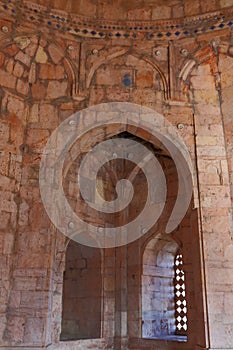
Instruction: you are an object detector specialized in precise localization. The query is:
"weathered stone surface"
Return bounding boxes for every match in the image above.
[13,62,24,78]
[48,44,64,64]
[0,2,233,350]
[47,81,68,99]
[15,51,31,67]
[0,70,16,89]
[32,82,47,100]
[39,63,65,80]
[35,46,48,64]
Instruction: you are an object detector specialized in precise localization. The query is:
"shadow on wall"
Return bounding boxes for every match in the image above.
[60,240,102,341]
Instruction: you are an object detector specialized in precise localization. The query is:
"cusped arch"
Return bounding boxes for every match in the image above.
[86,49,169,99]
[142,233,181,339]
[142,233,180,267]
[179,42,233,97]
[40,102,193,248]
[179,44,220,88]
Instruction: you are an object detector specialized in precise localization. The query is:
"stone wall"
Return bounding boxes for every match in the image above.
[0,1,233,350]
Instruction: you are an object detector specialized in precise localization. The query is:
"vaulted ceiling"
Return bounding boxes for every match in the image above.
[26,0,233,21]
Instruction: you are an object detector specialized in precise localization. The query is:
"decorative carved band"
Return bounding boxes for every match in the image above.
[1,0,233,40]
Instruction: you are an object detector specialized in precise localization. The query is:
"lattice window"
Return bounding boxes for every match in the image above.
[174,253,188,335]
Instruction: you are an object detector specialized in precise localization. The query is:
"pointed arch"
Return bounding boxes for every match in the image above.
[141,233,187,340]
[86,49,169,99]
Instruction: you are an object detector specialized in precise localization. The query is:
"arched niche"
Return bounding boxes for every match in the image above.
[142,233,187,341]
[60,239,102,340]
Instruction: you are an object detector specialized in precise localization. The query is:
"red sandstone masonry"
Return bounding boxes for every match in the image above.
[0,1,233,349]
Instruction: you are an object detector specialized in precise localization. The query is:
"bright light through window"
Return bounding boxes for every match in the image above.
[174,254,188,334]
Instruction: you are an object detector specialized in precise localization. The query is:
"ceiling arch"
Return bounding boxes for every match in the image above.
[24,0,233,21]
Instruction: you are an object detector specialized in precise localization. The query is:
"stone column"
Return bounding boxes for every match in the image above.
[190,61,233,349]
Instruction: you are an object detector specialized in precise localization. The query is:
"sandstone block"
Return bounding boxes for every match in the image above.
[0,52,5,68]
[32,82,47,100]
[48,44,64,64]
[15,51,31,67]
[39,63,65,80]
[13,62,24,78]
[35,45,48,64]
[152,6,171,20]
[47,81,68,99]
[0,70,16,89]
[16,79,29,96]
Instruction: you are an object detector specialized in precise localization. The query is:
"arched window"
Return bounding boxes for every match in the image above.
[174,253,188,335]
[142,234,187,341]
